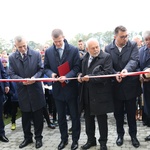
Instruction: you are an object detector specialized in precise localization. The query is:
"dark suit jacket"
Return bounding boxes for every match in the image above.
[105,40,142,100]
[9,47,46,112]
[80,50,114,115]
[0,61,9,94]
[139,45,150,115]
[44,39,80,101]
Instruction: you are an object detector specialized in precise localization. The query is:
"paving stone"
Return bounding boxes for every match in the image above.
[1,113,150,150]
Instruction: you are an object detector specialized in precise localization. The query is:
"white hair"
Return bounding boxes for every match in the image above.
[142,31,150,39]
[132,35,142,41]
[86,38,99,48]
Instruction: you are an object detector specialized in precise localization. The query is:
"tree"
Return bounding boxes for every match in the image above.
[0,38,11,53]
[28,41,42,50]
[102,31,114,46]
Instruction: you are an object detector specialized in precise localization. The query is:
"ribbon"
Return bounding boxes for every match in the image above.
[0,71,149,82]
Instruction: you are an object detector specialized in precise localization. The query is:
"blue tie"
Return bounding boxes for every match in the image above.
[58,48,63,59]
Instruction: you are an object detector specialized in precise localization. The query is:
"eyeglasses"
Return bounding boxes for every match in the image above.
[120,35,129,39]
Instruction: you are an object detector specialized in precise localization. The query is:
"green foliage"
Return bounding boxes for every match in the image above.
[0,38,12,54]
[69,31,112,49]
[3,108,22,125]
[28,41,42,50]
[128,31,142,40]
[0,30,144,53]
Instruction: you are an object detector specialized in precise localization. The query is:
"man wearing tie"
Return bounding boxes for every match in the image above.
[44,29,81,150]
[9,36,46,149]
[78,38,114,150]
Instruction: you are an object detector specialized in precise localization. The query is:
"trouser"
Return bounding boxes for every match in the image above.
[11,101,19,123]
[22,108,43,140]
[84,104,108,144]
[0,95,5,136]
[114,98,137,138]
[55,99,80,142]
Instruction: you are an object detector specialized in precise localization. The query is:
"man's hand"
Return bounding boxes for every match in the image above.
[57,76,66,83]
[116,72,122,83]
[120,69,128,78]
[5,86,9,94]
[28,77,36,84]
[144,68,150,78]
[23,77,35,85]
[139,74,144,82]
[77,73,82,83]
[82,75,89,82]
[51,73,58,82]
[52,73,57,78]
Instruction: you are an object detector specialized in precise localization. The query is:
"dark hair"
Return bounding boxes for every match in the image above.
[51,29,63,38]
[114,25,127,35]
[78,39,83,42]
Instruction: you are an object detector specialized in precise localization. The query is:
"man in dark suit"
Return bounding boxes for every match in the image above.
[105,25,141,148]
[44,29,80,150]
[0,61,9,142]
[139,30,150,141]
[9,36,46,149]
[78,38,114,150]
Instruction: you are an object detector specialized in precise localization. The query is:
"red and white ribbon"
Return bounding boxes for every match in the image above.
[0,71,148,82]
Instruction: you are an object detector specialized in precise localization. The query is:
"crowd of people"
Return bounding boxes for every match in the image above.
[0,26,150,150]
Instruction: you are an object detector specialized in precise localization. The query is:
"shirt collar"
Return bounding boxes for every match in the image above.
[20,51,27,58]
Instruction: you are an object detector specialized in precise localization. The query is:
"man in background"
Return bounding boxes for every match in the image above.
[78,40,87,59]
[0,60,9,142]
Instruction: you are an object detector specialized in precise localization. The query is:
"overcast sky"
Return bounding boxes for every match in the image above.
[0,0,149,44]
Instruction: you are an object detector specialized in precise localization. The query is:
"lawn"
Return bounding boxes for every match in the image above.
[3,108,22,125]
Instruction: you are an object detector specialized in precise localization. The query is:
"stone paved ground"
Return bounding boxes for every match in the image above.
[1,113,150,150]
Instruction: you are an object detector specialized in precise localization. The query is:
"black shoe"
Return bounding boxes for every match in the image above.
[81,141,97,149]
[131,137,140,148]
[48,122,56,129]
[35,139,42,149]
[100,145,107,150]
[145,135,150,141]
[71,141,78,150]
[68,127,72,135]
[19,139,33,148]
[58,140,68,150]
[0,135,9,142]
[116,136,123,146]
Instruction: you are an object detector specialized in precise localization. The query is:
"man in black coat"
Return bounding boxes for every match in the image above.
[9,36,46,149]
[105,25,141,148]
[78,38,114,150]
[0,60,9,142]
[44,29,80,150]
[139,30,150,141]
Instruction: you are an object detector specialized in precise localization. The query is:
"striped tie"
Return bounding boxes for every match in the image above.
[88,56,93,67]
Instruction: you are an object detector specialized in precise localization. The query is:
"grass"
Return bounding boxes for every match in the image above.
[3,108,22,125]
